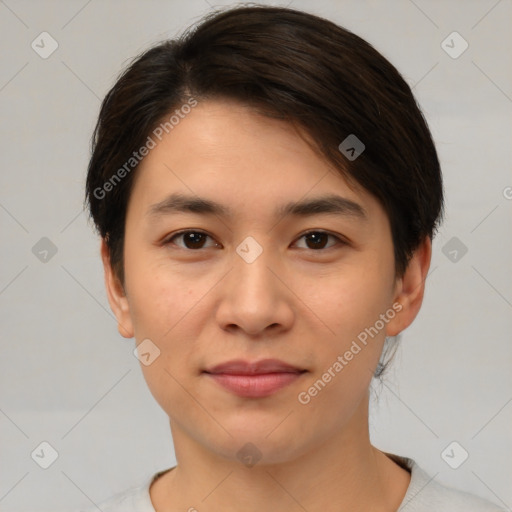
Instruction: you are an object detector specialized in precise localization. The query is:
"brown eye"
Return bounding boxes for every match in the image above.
[166,230,218,250]
[295,231,342,250]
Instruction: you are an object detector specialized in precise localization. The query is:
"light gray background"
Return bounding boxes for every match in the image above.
[1,0,511,511]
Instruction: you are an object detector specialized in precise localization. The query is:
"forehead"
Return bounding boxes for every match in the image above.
[127,99,384,223]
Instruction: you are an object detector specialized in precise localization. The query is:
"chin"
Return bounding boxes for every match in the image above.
[208,425,310,467]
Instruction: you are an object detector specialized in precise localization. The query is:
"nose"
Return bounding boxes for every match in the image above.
[214,241,295,337]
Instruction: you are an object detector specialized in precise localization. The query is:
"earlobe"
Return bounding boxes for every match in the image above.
[100,238,134,339]
[386,237,432,337]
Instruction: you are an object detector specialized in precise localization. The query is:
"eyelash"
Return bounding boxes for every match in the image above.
[162,229,346,252]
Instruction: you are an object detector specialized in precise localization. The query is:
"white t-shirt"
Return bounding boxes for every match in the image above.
[76,454,505,511]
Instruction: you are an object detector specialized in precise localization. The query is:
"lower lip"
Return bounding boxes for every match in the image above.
[205,372,304,398]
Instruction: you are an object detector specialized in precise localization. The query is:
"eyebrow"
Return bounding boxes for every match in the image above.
[146,192,367,221]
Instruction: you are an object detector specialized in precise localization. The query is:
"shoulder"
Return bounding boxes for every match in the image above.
[73,472,161,512]
[392,454,506,512]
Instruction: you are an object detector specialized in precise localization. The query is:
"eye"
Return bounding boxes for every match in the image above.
[163,229,345,251]
[164,230,220,250]
[294,230,344,250]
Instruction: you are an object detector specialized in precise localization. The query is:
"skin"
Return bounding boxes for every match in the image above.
[102,98,431,512]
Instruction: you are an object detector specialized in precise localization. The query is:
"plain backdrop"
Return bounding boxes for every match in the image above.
[0,0,511,511]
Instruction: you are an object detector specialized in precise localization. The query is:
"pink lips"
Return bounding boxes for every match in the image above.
[204,359,306,398]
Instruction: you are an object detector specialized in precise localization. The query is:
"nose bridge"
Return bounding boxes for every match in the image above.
[216,234,292,335]
[232,235,278,303]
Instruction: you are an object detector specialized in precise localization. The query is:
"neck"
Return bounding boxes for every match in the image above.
[150,390,410,512]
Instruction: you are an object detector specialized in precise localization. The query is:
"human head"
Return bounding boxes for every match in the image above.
[83,5,443,466]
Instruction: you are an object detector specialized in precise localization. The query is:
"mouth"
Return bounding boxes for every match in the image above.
[203,358,308,398]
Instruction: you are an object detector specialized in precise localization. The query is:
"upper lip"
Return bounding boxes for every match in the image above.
[204,358,306,375]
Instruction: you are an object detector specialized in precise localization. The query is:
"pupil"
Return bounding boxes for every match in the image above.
[308,233,327,249]
[186,232,204,248]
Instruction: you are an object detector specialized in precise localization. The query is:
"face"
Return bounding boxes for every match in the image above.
[103,98,429,465]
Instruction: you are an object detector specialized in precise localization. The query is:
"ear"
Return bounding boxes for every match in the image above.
[100,238,134,339]
[386,236,432,337]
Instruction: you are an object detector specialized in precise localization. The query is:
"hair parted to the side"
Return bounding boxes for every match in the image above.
[84,4,444,378]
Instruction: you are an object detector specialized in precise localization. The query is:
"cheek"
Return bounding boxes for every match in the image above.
[306,262,394,344]
[298,256,395,394]
[124,250,224,381]
[127,269,209,417]
[124,247,207,338]
[294,270,393,428]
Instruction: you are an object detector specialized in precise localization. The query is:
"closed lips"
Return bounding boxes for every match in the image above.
[204,359,307,375]
[203,359,308,398]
